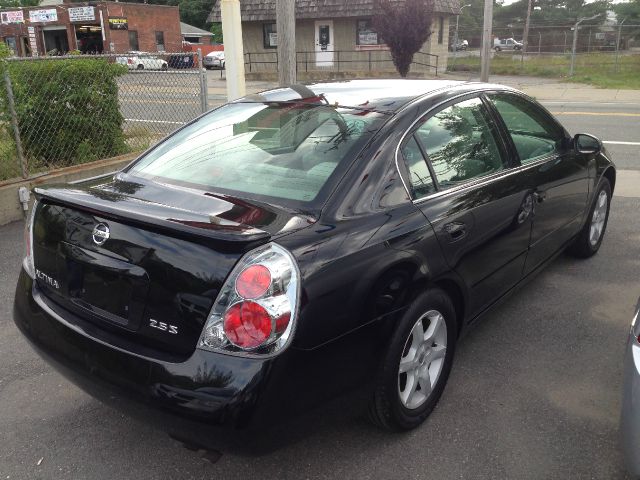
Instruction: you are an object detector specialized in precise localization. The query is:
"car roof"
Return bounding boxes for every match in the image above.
[238,79,511,113]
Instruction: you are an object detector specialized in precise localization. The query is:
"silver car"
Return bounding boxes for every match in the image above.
[622,298,640,477]
[203,51,225,69]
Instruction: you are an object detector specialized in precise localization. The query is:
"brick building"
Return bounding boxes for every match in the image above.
[0,1,182,57]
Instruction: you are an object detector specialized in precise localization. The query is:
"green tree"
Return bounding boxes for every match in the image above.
[494,0,610,28]
[615,0,640,23]
[0,0,38,7]
[210,22,223,43]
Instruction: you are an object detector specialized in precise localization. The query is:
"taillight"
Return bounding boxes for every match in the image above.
[23,199,38,278]
[199,243,300,356]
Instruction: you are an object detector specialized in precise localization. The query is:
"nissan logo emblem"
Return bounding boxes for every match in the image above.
[92,223,110,246]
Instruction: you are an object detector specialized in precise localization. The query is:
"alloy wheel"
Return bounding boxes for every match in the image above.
[589,190,608,246]
[398,310,447,410]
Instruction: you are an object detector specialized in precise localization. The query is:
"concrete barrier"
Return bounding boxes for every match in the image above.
[0,153,138,226]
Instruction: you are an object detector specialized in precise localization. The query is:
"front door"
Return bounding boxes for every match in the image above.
[401,96,533,317]
[486,93,590,275]
[315,20,334,67]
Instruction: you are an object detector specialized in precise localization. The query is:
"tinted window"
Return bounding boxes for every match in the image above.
[489,94,565,164]
[401,136,435,199]
[128,102,388,206]
[414,97,506,189]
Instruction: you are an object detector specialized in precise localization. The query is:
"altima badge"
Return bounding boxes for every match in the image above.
[92,223,110,246]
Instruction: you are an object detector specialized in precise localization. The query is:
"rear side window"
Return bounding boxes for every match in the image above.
[414,97,506,190]
[401,136,435,199]
[488,94,565,164]
[128,102,388,206]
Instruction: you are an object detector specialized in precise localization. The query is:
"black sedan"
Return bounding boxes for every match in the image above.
[14,80,615,451]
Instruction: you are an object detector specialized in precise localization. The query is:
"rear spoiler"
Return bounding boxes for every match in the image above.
[34,185,272,246]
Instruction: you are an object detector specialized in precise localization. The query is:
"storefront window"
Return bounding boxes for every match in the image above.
[129,30,139,51]
[263,23,277,49]
[356,19,383,46]
[155,31,165,51]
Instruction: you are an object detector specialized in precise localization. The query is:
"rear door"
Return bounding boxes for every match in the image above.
[400,95,534,317]
[486,93,589,274]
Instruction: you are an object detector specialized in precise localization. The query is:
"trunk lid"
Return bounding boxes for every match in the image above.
[32,174,314,359]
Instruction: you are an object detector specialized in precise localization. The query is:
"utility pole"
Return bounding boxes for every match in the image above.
[522,0,532,54]
[569,13,600,76]
[615,17,627,72]
[220,0,246,101]
[276,0,296,86]
[480,0,494,82]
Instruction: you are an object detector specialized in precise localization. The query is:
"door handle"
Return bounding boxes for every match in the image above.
[443,222,467,242]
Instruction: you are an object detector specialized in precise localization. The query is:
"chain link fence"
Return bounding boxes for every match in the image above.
[450,24,640,54]
[0,51,208,183]
[448,24,640,82]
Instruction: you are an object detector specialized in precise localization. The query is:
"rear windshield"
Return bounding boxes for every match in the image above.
[127,101,389,207]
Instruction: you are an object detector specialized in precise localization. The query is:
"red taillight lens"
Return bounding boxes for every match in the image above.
[275,312,290,334]
[200,243,299,355]
[224,301,272,349]
[235,265,271,299]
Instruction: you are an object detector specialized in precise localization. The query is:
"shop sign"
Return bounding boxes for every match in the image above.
[268,32,277,47]
[29,9,58,23]
[68,6,95,22]
[108,17,128,30]
[27,26,39,56]
[1,10,24,24]
[358,32,378,46]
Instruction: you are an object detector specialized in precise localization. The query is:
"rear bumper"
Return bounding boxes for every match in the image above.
[622,334,640,478]
[12,268,284,452]
[14,267,380,452]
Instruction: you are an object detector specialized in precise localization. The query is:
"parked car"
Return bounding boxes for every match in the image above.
[622,298,640,478]
[494,38,523,51]
[203,50,225,69]
[14,80,615,452]
[116,52,168,71]
[168,53,195,69]
[451,39,469,51]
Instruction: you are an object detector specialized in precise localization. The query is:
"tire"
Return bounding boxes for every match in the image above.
[567,177,611,258]
[494,46,501,52]
[368,288,458,431]
[161,64,168,71]
[137,64,144,70]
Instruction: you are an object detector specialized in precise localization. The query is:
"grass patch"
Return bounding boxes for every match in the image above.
[448,53,640,89]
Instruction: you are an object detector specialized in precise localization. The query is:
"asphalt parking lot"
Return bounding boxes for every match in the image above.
[1,94,639,479]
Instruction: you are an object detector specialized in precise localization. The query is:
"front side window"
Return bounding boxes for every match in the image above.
[488,94,565,164]
[263,23,277,48]
[401,136,435,199]
[414,97,506,189]
[128,102,388,207]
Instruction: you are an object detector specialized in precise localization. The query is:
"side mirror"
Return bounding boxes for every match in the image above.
[574,133,602,155]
